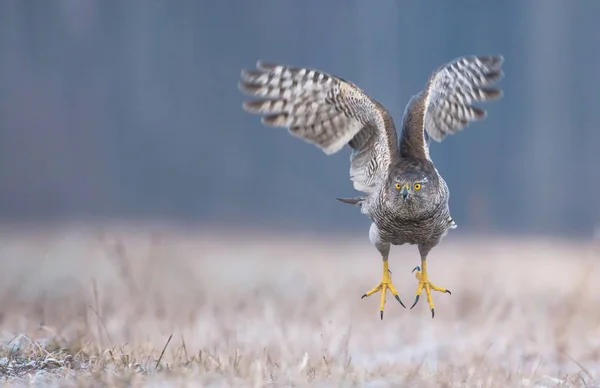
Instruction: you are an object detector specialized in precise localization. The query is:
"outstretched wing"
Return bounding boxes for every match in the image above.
[399,55,504,160]
[239,61,400,194]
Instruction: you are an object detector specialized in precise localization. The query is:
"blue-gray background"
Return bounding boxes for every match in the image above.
[1,0,598,237]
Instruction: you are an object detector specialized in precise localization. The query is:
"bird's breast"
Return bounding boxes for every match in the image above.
[373,203,451,246]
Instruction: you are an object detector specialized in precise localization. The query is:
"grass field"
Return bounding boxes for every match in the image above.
[0,224,598,387]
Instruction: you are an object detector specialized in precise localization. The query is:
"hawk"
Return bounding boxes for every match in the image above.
[238,55,504,319]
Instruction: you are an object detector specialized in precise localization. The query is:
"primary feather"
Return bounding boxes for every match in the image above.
[239,60,400,195]
[399,55,504,160]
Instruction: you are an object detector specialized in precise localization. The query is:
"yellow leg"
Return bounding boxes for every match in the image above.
[361,260,405,320]
[410,258,451,318]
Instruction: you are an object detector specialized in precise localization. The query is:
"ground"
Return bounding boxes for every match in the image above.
[0,224,598,387]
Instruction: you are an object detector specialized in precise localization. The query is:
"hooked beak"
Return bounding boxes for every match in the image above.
[402,186,409,200]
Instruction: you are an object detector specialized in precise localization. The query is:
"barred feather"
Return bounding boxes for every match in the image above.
[399,55,504,160]
[424,55,504,142]
[239,60,400,194]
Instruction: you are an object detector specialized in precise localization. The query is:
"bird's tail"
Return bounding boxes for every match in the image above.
[335,196,365,206]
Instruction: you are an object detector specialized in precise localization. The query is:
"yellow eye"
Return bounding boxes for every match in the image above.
[395,183,401,190]
[414,183,421,191]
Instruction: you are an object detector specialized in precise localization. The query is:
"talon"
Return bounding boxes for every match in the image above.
[410,295,420,309]
[411,260,450,316]
[362,261,404,318]
[394,294,406,308]
[412,266,420,273]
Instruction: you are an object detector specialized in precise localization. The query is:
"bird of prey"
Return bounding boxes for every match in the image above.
[238,55,504,319]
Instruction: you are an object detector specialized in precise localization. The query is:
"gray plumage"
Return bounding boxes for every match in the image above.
[239,55,504,316]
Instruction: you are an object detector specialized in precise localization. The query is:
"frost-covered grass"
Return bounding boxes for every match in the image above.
[0,225,598,387]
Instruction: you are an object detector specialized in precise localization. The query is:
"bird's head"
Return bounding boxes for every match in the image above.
[388,171,432,206]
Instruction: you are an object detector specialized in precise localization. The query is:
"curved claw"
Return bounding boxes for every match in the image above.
[380,310,384,320]
[410,295,420,309]
[412,266,421,273]
[361,294,367,299]
[445,290,452,295]
[394,294,406,308]
[431,308,435,319]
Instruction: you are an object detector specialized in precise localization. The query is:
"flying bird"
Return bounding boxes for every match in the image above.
[238,55,504,319]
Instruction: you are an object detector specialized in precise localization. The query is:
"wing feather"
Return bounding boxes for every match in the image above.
[399,55,504,159]
[239,61,399,194]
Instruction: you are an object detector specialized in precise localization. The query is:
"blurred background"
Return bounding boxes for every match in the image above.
[1,0,599,238]
[2,3,600,383]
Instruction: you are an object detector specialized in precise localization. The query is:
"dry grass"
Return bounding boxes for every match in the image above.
[0,224,598,387]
